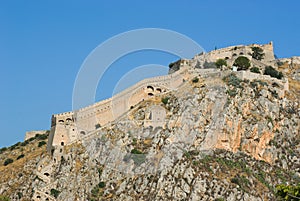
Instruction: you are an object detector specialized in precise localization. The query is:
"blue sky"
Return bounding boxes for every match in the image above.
[1,1,299,148]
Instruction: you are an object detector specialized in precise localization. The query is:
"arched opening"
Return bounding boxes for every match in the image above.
[130,106,134,109]
[148,93,154,96]
[80,131,86,135]
[66,118,72,123]
[61,142,64,146]
[44,172,50,177]
[37,196,41,198]
[156,88,162,93]
[147,86,154,91]
[58,120,64,123]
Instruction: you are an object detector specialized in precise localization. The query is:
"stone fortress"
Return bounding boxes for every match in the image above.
[45,42,290,154]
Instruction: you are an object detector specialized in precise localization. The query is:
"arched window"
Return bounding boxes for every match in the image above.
[61,142,64,146]
[148,93,154,96]
[147,86,154,91]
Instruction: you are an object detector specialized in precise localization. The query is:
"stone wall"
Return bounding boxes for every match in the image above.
[25,130,48,141]
[46,42,284,151]
[194,42,275,67]
[47,66,190,150]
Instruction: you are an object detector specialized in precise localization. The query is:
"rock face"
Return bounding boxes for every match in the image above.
[0,43,299,201]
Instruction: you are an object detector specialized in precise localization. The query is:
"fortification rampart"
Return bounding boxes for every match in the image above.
[46,42,286,154]
[25,130,48,141]
[47,66,190,151]
[193,42,275,68]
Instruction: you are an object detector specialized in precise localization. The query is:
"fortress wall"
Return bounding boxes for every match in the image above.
[235,71,287,89]
[49,67,189,148]
[195,42,274,65]
[25,130,48,141]
[73,67,187,122]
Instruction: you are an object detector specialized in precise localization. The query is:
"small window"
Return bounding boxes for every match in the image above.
[147,86,154,91]
[61,142,64,146]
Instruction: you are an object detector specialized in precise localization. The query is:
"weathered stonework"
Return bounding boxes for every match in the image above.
[43,42,289,156]
[25,130,48,141]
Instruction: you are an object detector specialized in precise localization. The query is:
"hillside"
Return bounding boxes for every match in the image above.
[0,43,299,201]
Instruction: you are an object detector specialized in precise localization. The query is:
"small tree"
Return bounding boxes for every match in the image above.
[38,141,47,147]
[233,56,251,71]
[192,77,199,83]
[264,66,283,79]
[251,47,265,60]
[215,59,227,69]
[4,158,13,166]
[250,67,260,74]
[50,189,60,199]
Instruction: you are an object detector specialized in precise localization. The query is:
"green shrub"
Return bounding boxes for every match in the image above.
[20,141,29,147]
[17,192,22,199]
[38,141,47,147]
[131,148,143,154]
[50,189,60,199]
[0,195,10,201]
[215,59,227,68]
[251,47,265,60]
[95,124,101,129]
[276,183,300,200]
[161,97,169,105]
[223,73,242,88]
[9,142,21,150]
[264,66,283,79]
[17,154,25,160]
[0,147,7,154]
[3,158,14,166]
[192,77,199,83]
[98,182,105,188]
[203,61,217,69]
[233,56,251,71]
[35,134,48,140]
[226,89,238,97]
[276,61,284,66]
[250,67,260,74]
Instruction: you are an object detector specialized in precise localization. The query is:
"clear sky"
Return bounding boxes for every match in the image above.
[1,1,299,148]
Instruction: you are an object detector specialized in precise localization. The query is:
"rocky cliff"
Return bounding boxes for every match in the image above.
[0,44,299,201]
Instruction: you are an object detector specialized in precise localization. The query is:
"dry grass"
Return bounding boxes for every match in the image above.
[0,138,48,197]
